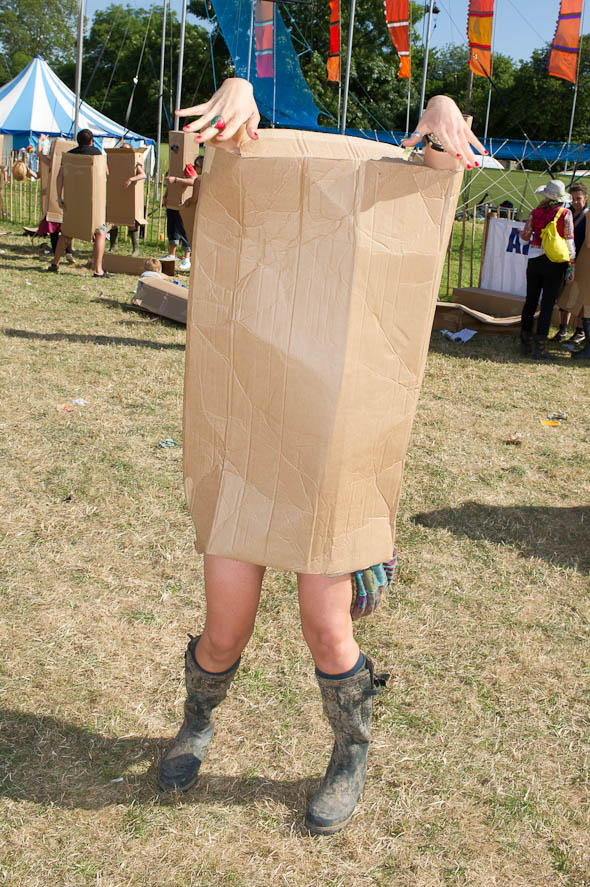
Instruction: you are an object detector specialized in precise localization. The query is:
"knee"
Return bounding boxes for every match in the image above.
[200,623,252,665]
[302,620,350,661]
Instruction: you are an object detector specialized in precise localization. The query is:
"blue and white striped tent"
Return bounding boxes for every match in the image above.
[0,56,154,153]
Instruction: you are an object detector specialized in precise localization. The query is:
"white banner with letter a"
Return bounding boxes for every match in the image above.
[481,218,530,297]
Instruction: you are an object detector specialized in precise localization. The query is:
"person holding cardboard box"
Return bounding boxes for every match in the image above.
[156,78,486,835]
[108,142,147,256]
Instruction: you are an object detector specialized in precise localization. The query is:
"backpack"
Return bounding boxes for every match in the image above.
[541,206,570,263]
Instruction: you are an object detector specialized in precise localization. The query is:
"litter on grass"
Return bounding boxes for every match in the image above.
[540,419,561,427]
[505,433,522,446]
[156,438,177,448]
[547,412,567,421]
[440,328,477,343]
[71,398,88,406]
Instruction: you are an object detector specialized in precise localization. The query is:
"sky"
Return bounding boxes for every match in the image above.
[82,0,577,66]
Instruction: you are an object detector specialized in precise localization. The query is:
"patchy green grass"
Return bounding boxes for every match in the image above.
[0,224,589,887]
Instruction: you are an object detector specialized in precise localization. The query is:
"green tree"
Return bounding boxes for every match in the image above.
[0,0,78,84]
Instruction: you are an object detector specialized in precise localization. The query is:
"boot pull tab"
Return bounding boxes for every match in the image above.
[365,656,390,696]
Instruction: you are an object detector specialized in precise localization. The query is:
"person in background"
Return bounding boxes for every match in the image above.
[155,77,486,836]
[44,129,112,278]
[109,142,147,257]
[181,154,203,207]
[139,257,162,280]
[519,179,575,360]
[553,182,588,346]
[161,150,198,271]
[35,134,74,264]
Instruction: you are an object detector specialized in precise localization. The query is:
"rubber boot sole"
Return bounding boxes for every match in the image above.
[305,809,355,835]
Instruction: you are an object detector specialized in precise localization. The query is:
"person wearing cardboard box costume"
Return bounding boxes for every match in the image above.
[45,129,112,278]
[157,78,486,835]
[109,142,147,256]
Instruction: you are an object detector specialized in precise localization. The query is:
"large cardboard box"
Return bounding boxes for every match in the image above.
[132,276,188,324]
[167,131,197,209]
[105,147,147,226]
[452,286,560,327]
[434,302,522,334]
[179,200,197,246]
[45,138,77,223]
[102,253,176,276]
[183,131,462,574]
[61,153,107,241]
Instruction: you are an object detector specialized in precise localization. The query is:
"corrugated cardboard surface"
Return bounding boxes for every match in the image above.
[179,200,197,247]
[102,254,176,276]
[61,154,107,241]
[46,139,77,223]
[434,302,522,334]
[132,277,188,324]
[167,131,196,209]
[105,148,147,226]
[453,286,560,326]
[39,158,50,218]
[558,244,590,315]
[183,130,462,574]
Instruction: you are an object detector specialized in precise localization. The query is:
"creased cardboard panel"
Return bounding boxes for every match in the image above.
[46,138,77,223]
[184,131,461,574]
[167,131,196,209]
[106,148,147,226]
[102,253,176,276]
[61,154,107,241]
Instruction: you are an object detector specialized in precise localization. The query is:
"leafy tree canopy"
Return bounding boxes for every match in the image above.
[0,0,78,82]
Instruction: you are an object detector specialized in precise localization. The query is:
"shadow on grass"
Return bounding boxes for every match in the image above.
[428,333,576,365]
[413,501,589,573]
[2,327,185,351]
[0,709,314,819]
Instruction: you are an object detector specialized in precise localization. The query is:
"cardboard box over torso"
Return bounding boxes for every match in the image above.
[184,131,462,574]
[167,131,196,209]
[45,138,77,223]
[61,153,107,241]
[105,147,147,226]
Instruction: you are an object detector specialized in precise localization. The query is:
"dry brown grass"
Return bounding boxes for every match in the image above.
[1,225,589,887]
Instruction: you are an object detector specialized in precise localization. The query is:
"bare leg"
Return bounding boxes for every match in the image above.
[297,573,359,674]
[93,230,107,275]
[52,234,67,267]
[197,554,265,672]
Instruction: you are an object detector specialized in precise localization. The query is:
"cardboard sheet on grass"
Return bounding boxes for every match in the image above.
[45,138,77,223]
[184,131,462,574]
[61,154,107,241]
[105,147,147,226]
[102,253,176,277]
[132,276,188,324]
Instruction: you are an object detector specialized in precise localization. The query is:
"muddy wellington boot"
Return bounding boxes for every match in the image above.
[130,229,140,257]
[305,656,388,835]
[158,635,239,792]
[109,227,118,252]
[520,331,533,356]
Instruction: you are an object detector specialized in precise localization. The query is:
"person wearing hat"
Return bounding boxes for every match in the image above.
[519,179,575,359]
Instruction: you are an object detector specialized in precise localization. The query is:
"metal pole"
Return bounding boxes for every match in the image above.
[340,0,357,135]
[483,0,498,139]
[247,0,255,82]
[405,77,412,136]
[73,0,86,136]
[155,0,167,199]
[174,0,188,130]
[418,0,435,119]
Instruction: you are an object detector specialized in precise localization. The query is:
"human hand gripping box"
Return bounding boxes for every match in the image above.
[183,131,462,574]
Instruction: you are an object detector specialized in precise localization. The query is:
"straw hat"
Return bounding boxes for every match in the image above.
[535,179,572,203]
[12,161,27,182]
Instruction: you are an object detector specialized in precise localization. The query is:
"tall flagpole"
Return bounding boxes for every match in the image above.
[73,0,86,136]
[175,0,188,130]
[247,0,255,82]
[483,0,499,139]
[155,0,167,198]
[564,2,586,172]
[418,0,435,118]
[340,0,357,134]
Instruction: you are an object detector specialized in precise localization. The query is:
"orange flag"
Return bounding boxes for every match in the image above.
[255,0,274,79]
[467,0,494,77]
[384,0,411,79]
[548,0,583,83]
[327,0,340,81]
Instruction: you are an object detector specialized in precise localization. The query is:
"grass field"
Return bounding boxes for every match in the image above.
[1,224,589,887]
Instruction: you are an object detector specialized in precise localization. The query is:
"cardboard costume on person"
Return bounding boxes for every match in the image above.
[105,147,147,226]
[183,130,462,575]
[167,131,195,209]
[45,139,77,223]
[61,153,107,242]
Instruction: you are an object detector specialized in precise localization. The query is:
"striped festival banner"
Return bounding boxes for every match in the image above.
[255,0,275,79]
[327,0,340,81]
[384,0,411,79]
[548,0,583,83]
[467,0,494,77]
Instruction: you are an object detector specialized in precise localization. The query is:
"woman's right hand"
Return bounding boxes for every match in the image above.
[175,78,260,153]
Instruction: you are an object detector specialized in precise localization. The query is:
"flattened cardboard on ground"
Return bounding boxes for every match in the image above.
[452,286,560,326]
[102,253,176,276]
[132,276,188,324]
[434,302,522,334]
[45,138,77,223]
[105,148,147,226]
[184,130,462,575]
[167,131,197,209]
[61,153,107,241]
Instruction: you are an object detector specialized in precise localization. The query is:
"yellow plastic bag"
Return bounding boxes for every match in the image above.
[541,206,570,263]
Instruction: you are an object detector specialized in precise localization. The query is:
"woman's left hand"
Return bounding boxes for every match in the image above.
[402,95,487,169]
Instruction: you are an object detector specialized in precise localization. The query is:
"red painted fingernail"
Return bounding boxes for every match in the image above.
[456,153,461,158]
[183,125,190,131]
[467,164,472,169]
[484,149,489,154]
[195,135,201,141]
[253,132,259,140]
[474,161,480,167]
